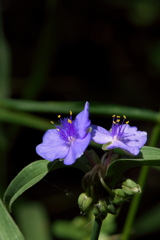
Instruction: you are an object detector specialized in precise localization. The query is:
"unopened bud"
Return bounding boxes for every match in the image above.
[112,189,128,205]
[107,203,117,215]
[78,193,93,215]
[93,200,108,220]
[122,179,141,195]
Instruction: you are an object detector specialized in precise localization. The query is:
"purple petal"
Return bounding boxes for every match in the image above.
[136,131,147,147]
[106,139,140,155]
[91,125,113,144]
[42,129,63,143]
[64,132,91,165]
[36,129,69,161]
[125,131,147,148]
[121,125,147,148]
[75,102,91,138]
[123,124,137,134]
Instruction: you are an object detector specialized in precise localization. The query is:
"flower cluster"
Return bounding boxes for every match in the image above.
[36,102,148,220]
[36,102,147,165]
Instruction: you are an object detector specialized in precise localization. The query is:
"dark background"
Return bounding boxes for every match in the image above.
[1,0,160,239]
[2,0,160,108]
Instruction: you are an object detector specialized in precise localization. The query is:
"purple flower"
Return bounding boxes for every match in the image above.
[36,102,91,165]
[91,115,147,155]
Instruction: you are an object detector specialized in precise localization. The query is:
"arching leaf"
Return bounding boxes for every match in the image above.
[105,146,160,188]
[3,155,90,212]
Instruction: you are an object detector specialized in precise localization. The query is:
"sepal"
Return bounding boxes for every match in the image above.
[102,142,112,150]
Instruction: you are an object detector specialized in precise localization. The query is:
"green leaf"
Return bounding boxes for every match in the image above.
[105,146,160,189]
[3,156,91,212]
[0,198,25,240]
[0,99,159,122]
[3,160,51,212]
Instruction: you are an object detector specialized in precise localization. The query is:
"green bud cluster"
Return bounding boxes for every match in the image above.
[78,179,141,219]
[78,192,117,220]
[78,192,115,219]
[112,179,141,206]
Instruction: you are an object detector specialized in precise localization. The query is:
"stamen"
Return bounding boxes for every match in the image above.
[68,119,72,124]
[51,121,54,124]
[111,115,129,139]
[69,110,73,122]
[121,115,127,125]
[112,114,116,125]
[58,115,61,118]
[118,115,129,137]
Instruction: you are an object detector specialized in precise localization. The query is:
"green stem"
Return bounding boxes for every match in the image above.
[120,123,160,240]
[99,176,115,197]
[90,218,102,240]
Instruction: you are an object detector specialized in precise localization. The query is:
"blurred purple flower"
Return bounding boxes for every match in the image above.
[92,115,147,155]
[36,102,91,165]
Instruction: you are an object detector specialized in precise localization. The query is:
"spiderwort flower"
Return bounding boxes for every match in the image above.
[36,102,91,165]
[91,115,147,155]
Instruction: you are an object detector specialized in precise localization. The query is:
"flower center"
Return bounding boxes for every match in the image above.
[53,111,78,143]
[111,115,129,140]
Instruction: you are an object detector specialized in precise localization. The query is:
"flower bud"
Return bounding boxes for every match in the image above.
[92,200,108,220]
[107,203,117,215]
[112,189,128,205]
[78,193,93,215]
[122,179,141,195]
[104,198,117,215]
